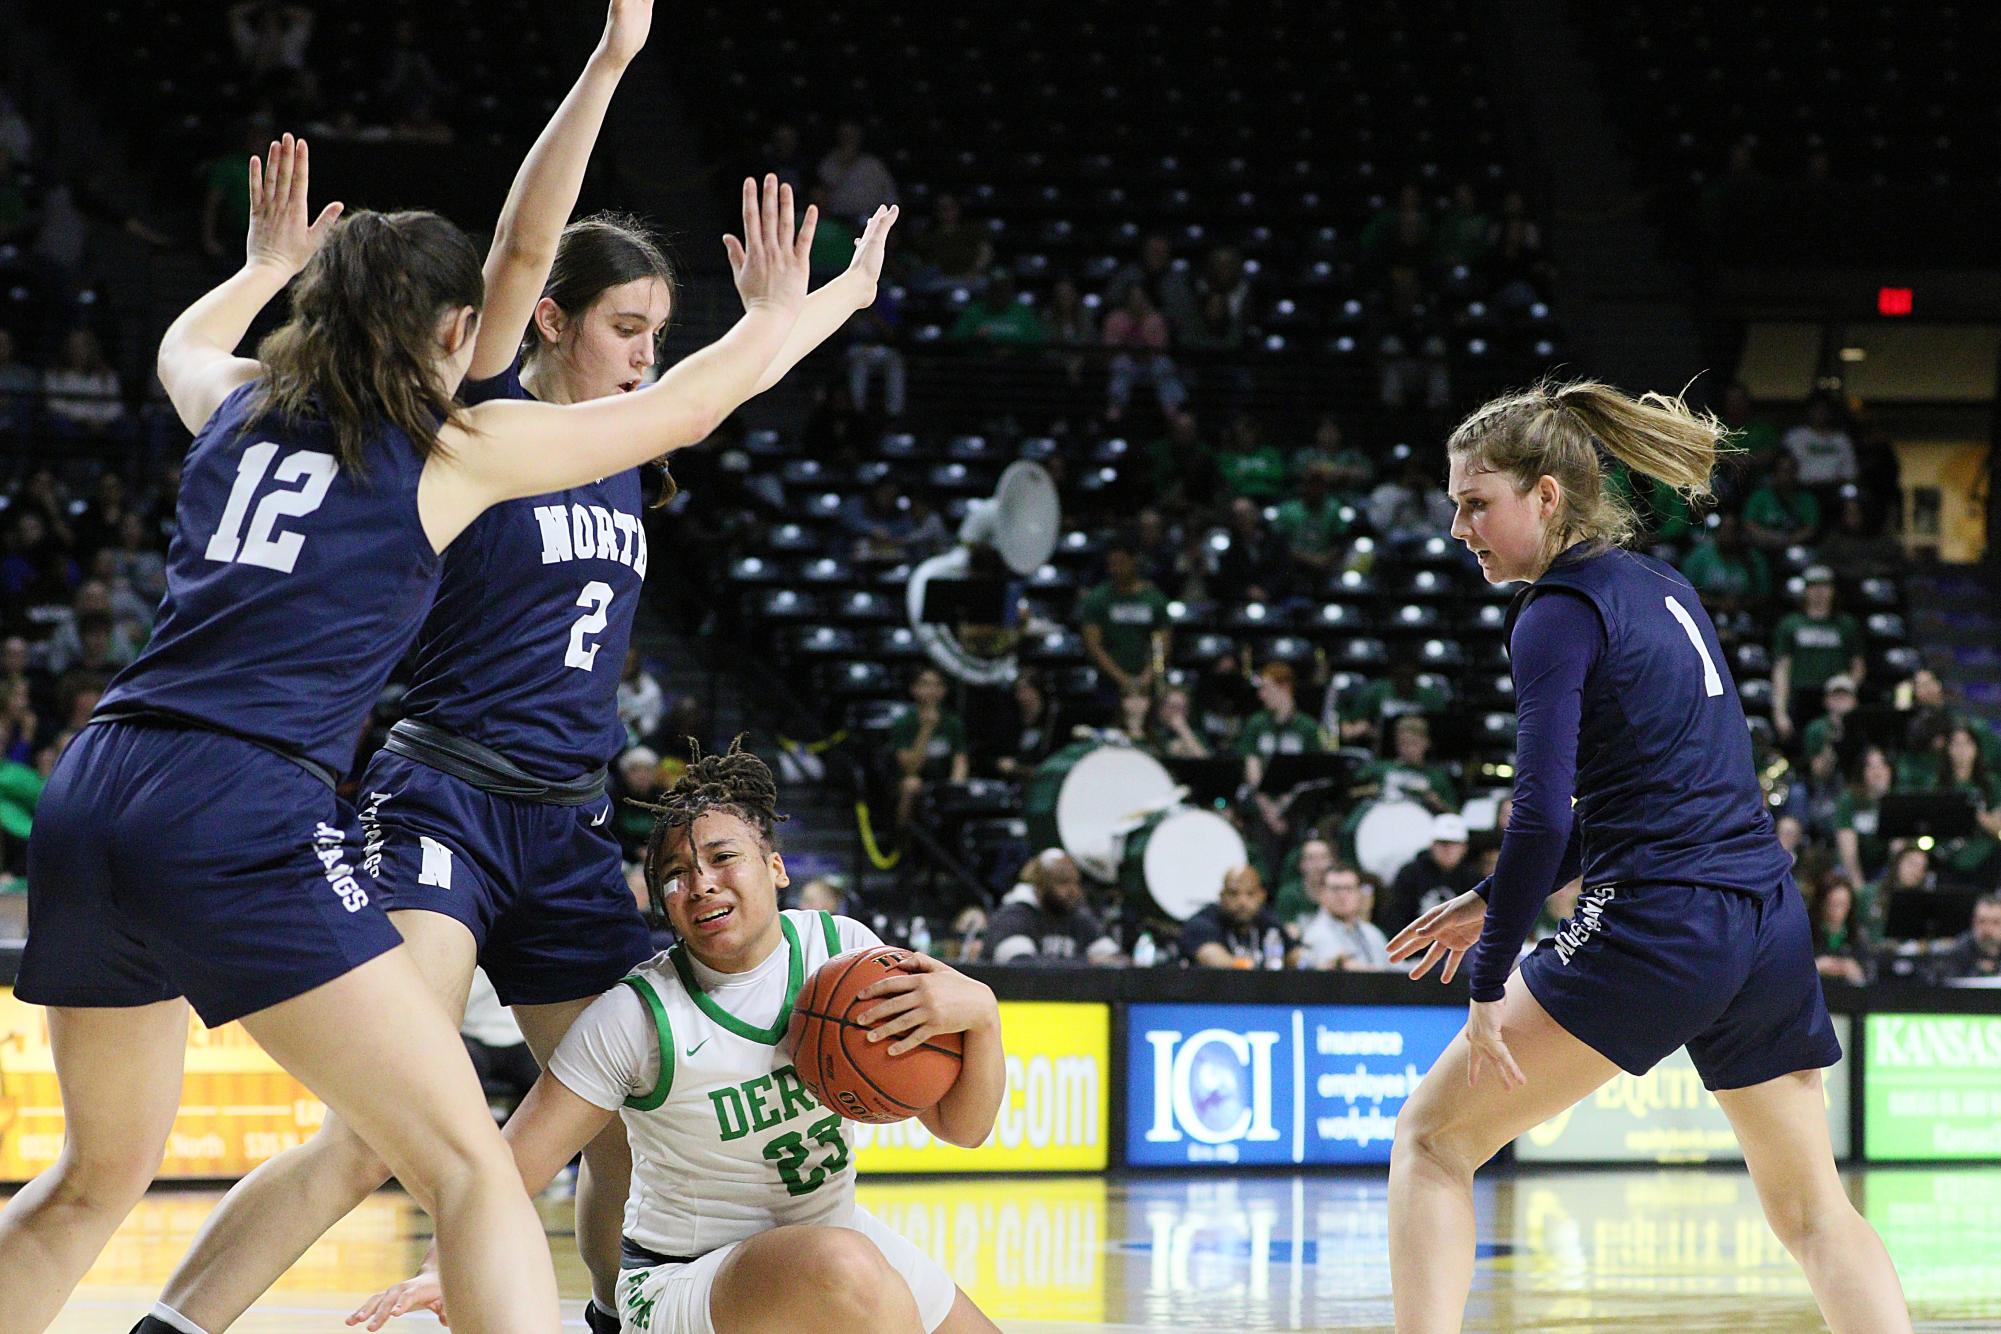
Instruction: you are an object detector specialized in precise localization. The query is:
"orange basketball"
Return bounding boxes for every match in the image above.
[787,945,964,1123]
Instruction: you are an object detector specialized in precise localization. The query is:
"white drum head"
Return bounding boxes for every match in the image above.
[1142,808,1248,920]
[1057,746,1178,881]
[1354,799,1435,883]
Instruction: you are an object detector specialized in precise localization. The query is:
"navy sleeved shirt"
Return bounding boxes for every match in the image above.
[1467,589,1600,1000]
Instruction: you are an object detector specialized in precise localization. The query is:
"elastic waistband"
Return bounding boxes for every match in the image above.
[87,704,338,790]
[620,1236,702,1270]
[383,718,607,806]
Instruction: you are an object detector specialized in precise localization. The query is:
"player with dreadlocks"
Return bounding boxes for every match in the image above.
[352,743,1007,1334]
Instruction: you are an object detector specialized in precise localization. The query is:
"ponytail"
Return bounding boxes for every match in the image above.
[1447,377,1730,575]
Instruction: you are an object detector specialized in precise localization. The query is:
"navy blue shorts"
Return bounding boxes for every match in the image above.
[1519,876,1842,1091]
[356,750,652,1007]
[16,720,404,1027]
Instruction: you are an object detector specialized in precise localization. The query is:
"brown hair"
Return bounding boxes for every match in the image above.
[249,209,483,472]
[1447,378,1728,576]
[525,212,681,507]
[631,738,786,917]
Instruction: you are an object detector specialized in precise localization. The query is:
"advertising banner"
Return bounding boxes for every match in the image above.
[857,1176,1105,1322]
[852,1001,1109,1173]
[1125,1003,1460,1166]
[1864,1012,2001,1161]
[1518,1016,1853,1163]
[0,987,324,1182]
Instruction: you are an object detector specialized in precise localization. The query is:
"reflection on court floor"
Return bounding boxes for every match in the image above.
[27,1168,2001,1331]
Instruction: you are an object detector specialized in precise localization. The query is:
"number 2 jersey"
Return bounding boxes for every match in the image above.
[549,911,885,1258]
[395,359,646,782]
[96,382,442,776]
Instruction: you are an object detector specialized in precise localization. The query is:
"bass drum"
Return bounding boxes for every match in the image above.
[1352,798,1435,884]
[1023,740,1178,882]
[1119,806,1248,921]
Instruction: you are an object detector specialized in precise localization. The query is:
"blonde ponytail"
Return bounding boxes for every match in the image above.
[1447,378,1729,575]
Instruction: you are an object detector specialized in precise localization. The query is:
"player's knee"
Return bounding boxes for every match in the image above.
[793,1228,908,1327]
[312,1128,394,1199]
[1391,1108,1479,1179]
[50,1134,166,1214]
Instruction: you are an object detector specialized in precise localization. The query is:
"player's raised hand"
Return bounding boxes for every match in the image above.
[724,174,815,317]
[245,133,343,277]
[597,0,654,68]
[1386,887,1487,984]
[845,203,902,299]
[855,952,998,1056]
[347,1269,446,1330]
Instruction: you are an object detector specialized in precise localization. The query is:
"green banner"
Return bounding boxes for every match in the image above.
[1864,1013,2001,1161]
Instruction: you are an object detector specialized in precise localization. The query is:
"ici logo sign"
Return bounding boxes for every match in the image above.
[1142,1028,1284,1146]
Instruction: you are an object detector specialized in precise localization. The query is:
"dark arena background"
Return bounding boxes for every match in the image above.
[1,0,2000,1329]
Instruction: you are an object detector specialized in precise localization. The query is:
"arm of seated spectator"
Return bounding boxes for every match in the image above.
[1193,942,1238,968]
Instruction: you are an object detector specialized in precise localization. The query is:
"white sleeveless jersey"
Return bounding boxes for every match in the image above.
[548,909,883,1258]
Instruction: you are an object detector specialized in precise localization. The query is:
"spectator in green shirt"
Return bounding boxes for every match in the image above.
[1801,674,1859,763]
[1290,413,1375,496]
[889,665,970,830]
[1834,745,1896,895]
[1144,410,1218,507]
[948,271,1048,348]
[1076,538,1172,703]
[1239,661,1327,840]
[1719,381,1783,478]
[1215,413,1288,501]
[1771,565,1864,746]
[1934,724,2001,879]
[1681,512,1771,615]
[1336,660,1448,747]
[1274,461,1354,590]
[1274,835,1336,928]
[1742,452,1821,550]
[1357,715,1458,814]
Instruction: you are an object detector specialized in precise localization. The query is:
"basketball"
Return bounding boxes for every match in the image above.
[788,945,964,1123]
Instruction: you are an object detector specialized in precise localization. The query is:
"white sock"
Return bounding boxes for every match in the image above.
[148,1303,214,1334]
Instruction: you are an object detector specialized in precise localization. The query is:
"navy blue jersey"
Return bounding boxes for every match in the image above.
[395,360,646,781]
[97,382,441,775]
[1509,543,1792,897]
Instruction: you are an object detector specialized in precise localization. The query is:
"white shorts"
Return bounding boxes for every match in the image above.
[616,1204,957,1334]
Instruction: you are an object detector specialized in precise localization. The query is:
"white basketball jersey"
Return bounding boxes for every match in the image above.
[552,909,882,1258]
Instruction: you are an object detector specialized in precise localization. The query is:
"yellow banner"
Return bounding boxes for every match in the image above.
[851,1001,1110,1173]
[0,987,327,1182]
[856,1176,1106,1322]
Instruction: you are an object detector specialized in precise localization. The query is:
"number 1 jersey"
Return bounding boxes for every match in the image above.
[395,359,646,781]
[97,382,442,775]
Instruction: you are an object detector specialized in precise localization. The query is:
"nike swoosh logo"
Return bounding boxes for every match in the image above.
[591,805,611,826]
[685,1038,709,1057]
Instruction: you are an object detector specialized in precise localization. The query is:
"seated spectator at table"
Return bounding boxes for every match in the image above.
[1180,865,1300,969]
[1809,872,1868,985]
[949,270,1048,348]
[1149,686,1210,760]
[1932,723,2001,882]
[1771,565,1864,746]
[1933,892,2001,982]
[42,329,127,440]
[1077,536,1172,704]
[982,850,1121,966]
[1275,835,1335,926]
[1215,413,1287,501]
[909,192,992,291]
[1102,285,1188,421]
[1300,862,1391,971]
[1681,512,1771,615]
[987,667,1066,779]
[1239,662,1325,838]
[840,477,924,560]
[1783,392,1859,489]
[1274,460,1354,588]
[1357,715,1458,813]
[793,876,844,915]
[1835,745,1896,892]
[1213,496,1289,606]
[1376,813,1481,936]
[817,120,898,221]
[889,665,970,830]
[1742,452,1821,550]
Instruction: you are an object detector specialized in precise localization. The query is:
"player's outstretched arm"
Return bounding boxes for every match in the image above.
[346,1071,613,1330]
[469,0,653,381]
[751,203,901,394]
[422,176,811,547]
[856,954,1005,1148]
[157,133,342,433]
